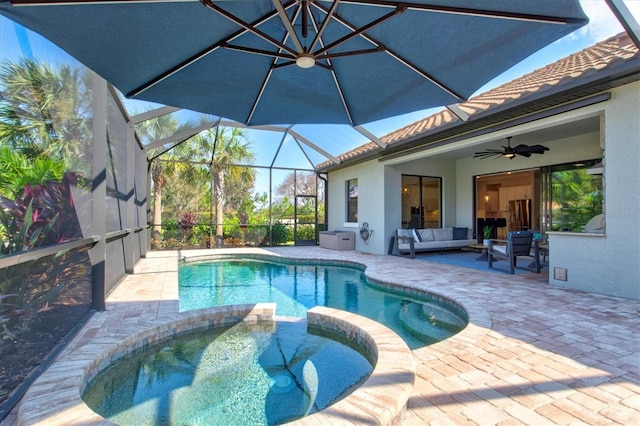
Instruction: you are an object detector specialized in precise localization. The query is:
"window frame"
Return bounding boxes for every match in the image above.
[345,178,358,224]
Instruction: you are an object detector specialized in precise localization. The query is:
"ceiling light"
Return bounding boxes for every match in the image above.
[296,55,315,69]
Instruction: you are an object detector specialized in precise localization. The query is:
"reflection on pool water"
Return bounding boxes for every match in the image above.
[179,257,467,349]
[82,320,372,425]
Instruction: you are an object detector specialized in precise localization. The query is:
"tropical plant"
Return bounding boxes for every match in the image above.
[0,173,89,342]
[190,122,256,239]
[483,225,492,240]
[136,112,193,244]
[0,145,66,198]
[0,58,92,174]
[551,168,603,231]
[0,172,82,252]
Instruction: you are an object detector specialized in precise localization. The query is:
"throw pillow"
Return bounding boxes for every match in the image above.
[397,229,414,244]
[453,227,468,240]
[412,228,422,242]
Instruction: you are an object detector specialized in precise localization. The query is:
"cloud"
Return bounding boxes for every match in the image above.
[576,0,640,42]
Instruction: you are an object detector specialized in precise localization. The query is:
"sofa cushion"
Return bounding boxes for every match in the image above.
[453,227,468,240]
[417,229,434,242]
[432,228,452,241]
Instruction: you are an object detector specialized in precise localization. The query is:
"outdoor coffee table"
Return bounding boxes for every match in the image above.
[468,243,495,261]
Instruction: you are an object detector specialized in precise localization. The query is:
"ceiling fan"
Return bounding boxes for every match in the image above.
[474,137,550,159]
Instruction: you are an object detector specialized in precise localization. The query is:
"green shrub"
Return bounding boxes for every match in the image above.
[270,222,289,246]
[296,224,316,240]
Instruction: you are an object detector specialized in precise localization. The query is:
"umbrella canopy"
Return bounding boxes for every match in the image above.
[0,0,588,126]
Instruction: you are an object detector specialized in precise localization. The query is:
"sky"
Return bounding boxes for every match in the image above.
[0,0,638,169]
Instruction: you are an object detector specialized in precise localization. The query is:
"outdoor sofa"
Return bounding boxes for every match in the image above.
[390,227,476,259]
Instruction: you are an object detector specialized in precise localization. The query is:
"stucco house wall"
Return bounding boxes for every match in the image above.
[327,156,457,255]
[326,158,387,254]
[326,81,638,300]
[547,82,640,300]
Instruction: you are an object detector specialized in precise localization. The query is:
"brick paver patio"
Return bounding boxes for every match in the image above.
[6,247,639,425]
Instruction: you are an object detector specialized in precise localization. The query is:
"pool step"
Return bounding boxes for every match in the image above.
[397,302,464,344]
[420,302,467,331]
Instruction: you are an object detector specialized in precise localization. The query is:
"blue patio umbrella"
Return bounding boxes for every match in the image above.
[0,0,588,126]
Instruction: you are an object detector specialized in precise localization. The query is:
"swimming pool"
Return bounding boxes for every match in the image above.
[82,319,373,425]
[179,256,467,349]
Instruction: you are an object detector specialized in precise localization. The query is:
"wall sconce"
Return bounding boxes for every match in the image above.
[484,194,489,202]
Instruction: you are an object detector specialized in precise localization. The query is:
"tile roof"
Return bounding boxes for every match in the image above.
[322,32,639,169]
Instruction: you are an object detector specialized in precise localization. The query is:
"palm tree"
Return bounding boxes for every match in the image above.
[191,122,255,240]
[135,113,188,245]
[0,145,65,198]
[0,58,92,173]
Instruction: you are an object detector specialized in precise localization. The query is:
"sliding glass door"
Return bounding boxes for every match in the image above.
[401,175,441,229]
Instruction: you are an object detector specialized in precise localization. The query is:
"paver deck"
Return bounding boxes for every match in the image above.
[5,247,639,425]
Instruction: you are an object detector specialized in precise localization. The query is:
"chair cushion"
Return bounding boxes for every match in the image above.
[452,227,468,240]
[585,213,604,233]
[493,244,508,255]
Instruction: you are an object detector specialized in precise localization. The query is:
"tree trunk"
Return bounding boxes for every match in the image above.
[153,183,162,244]
[215,170,224,238]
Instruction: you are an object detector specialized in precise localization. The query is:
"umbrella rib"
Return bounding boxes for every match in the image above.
[307,7,355,125]
[246,4,303,124]
[126,4,293,98]
[321,47,383,60]
[314,4,406,57]
[223,44,294,60]
[308,0,339,52]
[200,0,298,57]
[272,0,304,53]
[337,0,577,25]
[385,48,465,101]
[313,1,465,102]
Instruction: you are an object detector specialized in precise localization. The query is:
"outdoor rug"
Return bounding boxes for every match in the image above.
[414,249,546,275]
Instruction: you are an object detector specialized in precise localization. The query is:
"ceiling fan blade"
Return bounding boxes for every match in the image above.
[473,137,549,160]
[527,144,550,154]
[473,151,502,159]
[474,149,502,155]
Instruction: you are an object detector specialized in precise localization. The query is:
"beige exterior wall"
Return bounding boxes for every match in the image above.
[327,82,639,299]
[547,83,640,300]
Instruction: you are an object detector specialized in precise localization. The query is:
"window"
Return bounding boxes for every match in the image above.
[401,175,441,228]
[541,160,603,233]
[346,179,358,223]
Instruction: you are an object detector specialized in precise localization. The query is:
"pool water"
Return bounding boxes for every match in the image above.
[179,258,467,349]
[82,320,372,425]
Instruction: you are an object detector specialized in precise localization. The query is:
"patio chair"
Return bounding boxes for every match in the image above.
[488,231,540,274]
